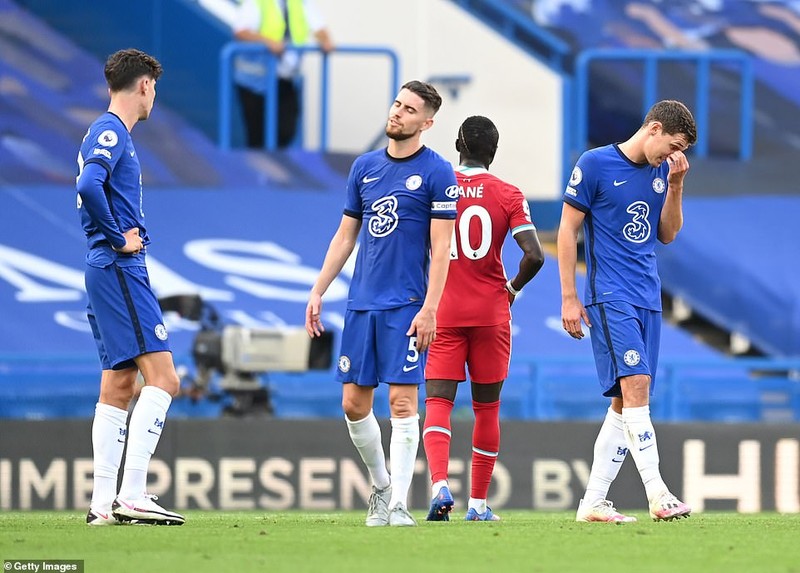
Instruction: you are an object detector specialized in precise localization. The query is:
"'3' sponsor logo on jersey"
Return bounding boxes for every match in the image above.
[368,196,399,238]
[623,201,651,243]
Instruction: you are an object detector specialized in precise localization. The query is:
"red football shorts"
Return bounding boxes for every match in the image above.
[425,321,511,384]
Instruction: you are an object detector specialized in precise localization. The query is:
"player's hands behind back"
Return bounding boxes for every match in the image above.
[115,227,143,255]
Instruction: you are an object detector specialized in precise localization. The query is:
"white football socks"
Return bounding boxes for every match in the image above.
[622,405,668,501]
[388,414,420,509]
[90,402,129,510]
[346,410,391,490]
[468,498,488,513]
[118,386,172,500]
[431,479,448,499]
[583,407,627,506]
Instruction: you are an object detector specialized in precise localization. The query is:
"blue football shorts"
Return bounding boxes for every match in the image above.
[586,301,661,398]
[85,261,171,370]
[336,304,424,387]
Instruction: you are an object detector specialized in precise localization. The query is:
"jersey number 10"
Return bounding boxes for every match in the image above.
[449,205,492,261]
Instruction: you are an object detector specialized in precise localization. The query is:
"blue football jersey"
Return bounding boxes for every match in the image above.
[77,112,149,253]
[563,144,669,311]
[344,146,458,310]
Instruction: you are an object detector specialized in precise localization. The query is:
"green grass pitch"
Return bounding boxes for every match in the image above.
[2,511,799,573]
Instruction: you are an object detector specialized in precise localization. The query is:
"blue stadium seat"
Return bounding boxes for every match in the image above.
[753,375,800,423]
[531,363,608,421]
[0,371,98,419]
[168,396,226,419]
[670,369,761,422]
[268,371,342,418]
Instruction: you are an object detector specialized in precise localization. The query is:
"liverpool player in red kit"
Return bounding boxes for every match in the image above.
[423,116,545,521]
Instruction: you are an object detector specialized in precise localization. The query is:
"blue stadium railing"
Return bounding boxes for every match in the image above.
[218,43,399,151]
[444,2,756,186]
[514,356,800,423]
[1,354,798,422]
[571,48,755,166]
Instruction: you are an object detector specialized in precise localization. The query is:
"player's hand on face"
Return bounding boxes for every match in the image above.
[305,294,324,338]
[562,298,591,340]
[407,308,436,352]
[666,150,689,184]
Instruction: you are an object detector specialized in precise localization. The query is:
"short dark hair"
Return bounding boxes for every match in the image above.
[456,115,499,167]
[401,80,442,114]
[104,49,163,92]
[643,100,697,146]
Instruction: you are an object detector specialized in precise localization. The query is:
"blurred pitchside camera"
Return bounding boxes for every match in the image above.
[159,294,333,416]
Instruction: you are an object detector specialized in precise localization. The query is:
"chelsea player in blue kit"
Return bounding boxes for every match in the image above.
[558,100,697,523]
[78,49,183,526]
[305,81,458,527]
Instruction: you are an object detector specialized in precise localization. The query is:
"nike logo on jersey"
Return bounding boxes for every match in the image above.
[402,364,419,372]
[362,176,380,184]
[130,151,135,157]
[613,179,627,186]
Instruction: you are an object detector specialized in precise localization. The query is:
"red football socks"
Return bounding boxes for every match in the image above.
[422,396,454,483]
[471,400,500,499]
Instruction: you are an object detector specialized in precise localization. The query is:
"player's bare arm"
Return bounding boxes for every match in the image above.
[658,149,689,244]
[306,215,361,337]
[557,203,591,339]
[407,217,454,351]
[508,229,545,306]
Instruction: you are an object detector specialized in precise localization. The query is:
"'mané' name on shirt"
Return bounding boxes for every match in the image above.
[459,184,484,198]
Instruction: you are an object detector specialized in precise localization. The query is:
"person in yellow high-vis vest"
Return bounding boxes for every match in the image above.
[232,0,334,148]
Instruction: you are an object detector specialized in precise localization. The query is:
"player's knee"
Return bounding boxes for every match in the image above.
[163,374,181,397]
[147,371,181,397]
[121,383,137,405]
[620,374,651,406]
[388,394,416,418]
[471,381,502,404]
[341,397,370,420]
[99,370,138,409]
[342,400,370,422]
[99,385,135,410]
[619,374,650,401]
[426,379,457,401]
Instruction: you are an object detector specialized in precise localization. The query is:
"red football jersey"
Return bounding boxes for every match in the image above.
[437,167,536,327]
